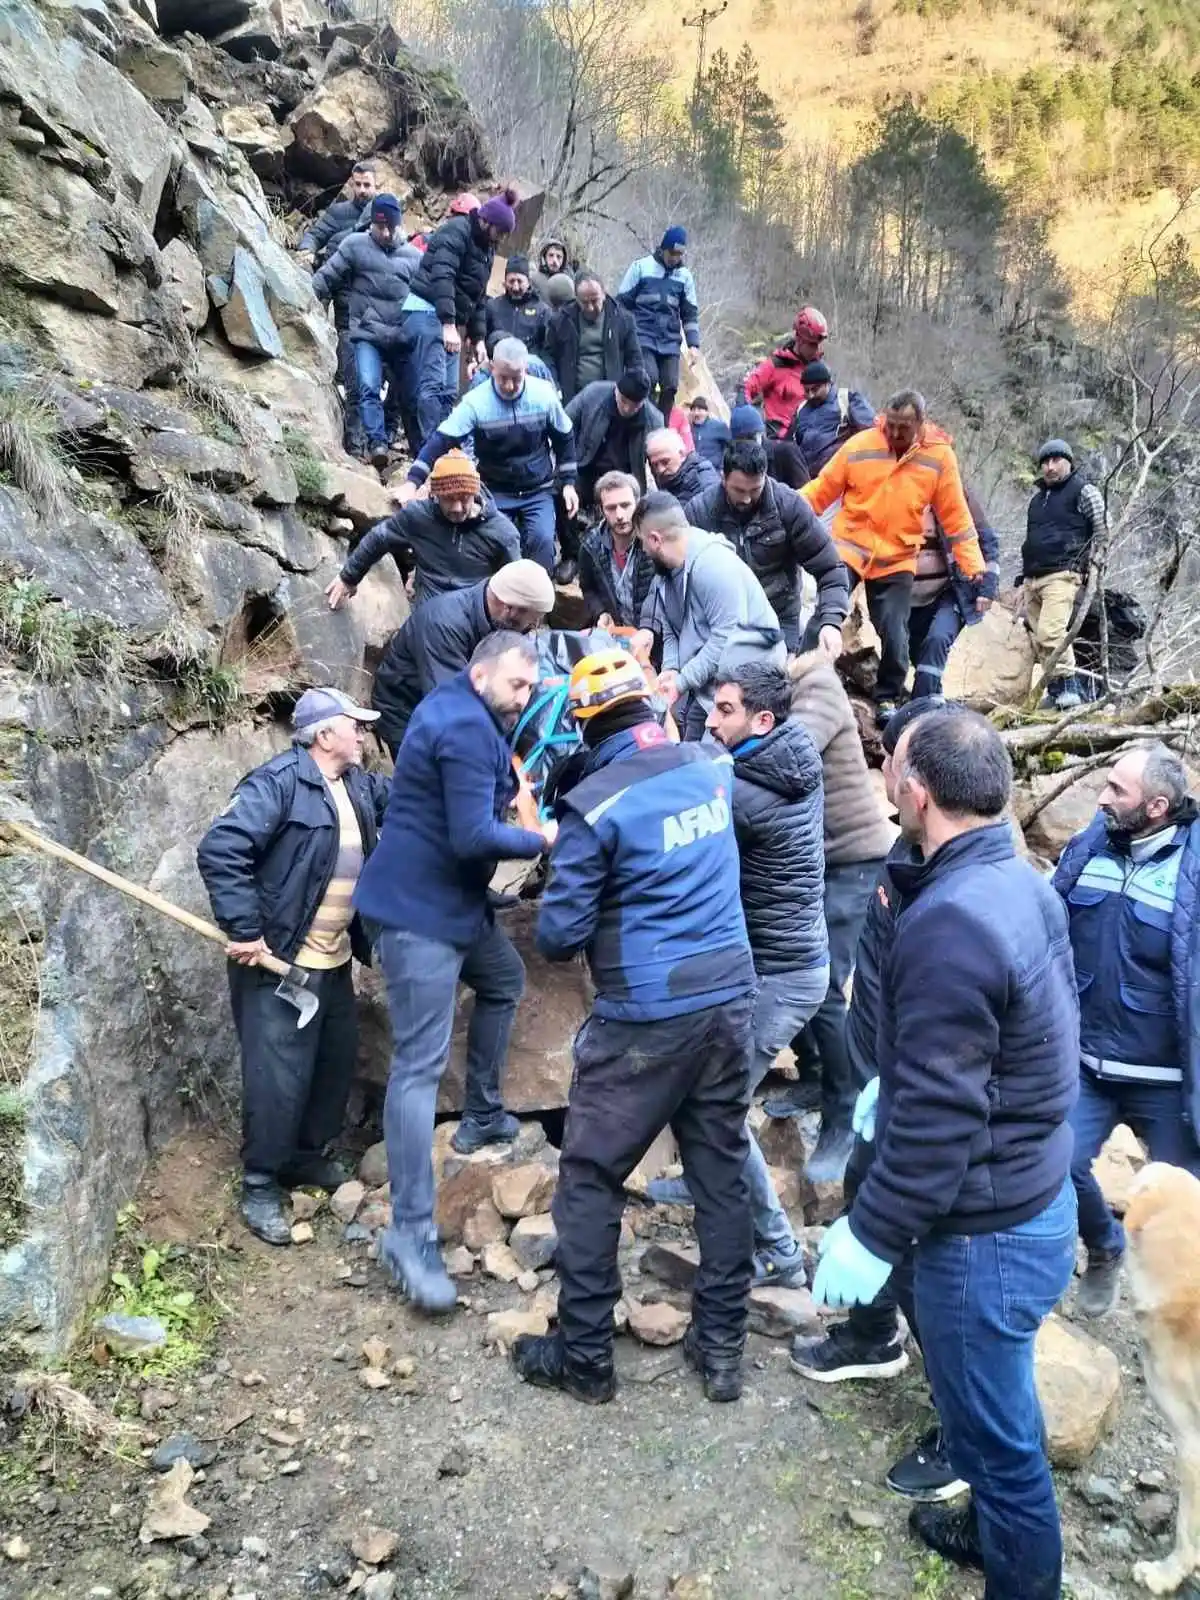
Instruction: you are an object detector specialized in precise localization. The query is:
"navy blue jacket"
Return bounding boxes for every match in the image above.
[355,671,546,949]
[692,416,731,470]
[536,721,755,1020]
[197,747,390,965]
[851,823,1079,1262]
[788,384,874,477]
[657,451,718,503]
[617,252,701,357]
[1054,811,1200,1136]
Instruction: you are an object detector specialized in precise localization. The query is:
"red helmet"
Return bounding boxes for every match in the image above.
[448,192,481,216]
[793,306,828,344]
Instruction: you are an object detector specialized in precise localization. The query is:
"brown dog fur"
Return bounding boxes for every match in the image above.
[1125,1161,1200,1592]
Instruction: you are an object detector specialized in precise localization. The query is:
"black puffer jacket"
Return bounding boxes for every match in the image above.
[407,212,496,343]
[372,580,495,750]
[312,232,421,348]
[485,289,552,356]
[732,718,827,974]
[684,477,849,636]
[341,497,520,607]
[657,451,718,503]
[544,298,643,402]
[299,196,369,263]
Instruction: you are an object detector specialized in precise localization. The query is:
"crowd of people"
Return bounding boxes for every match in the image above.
[188,178,1194,1600]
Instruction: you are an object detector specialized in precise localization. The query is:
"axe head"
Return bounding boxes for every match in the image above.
[274,968,319,1030]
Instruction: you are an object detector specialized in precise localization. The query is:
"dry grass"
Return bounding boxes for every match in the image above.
[6,1370,137,1456]
[0,381,73,524]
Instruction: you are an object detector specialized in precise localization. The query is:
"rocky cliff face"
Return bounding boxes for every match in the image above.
[0,0,491,1355]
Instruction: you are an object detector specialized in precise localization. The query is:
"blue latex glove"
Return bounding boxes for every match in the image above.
[852,1076,880,1143]
[811,1215,893,1309]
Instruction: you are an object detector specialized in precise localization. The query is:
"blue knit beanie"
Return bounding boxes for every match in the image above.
[730,404,764,439]
[660,225,687,251]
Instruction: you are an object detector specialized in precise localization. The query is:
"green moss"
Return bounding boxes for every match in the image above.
[283,426,328,503]
[0,1086,28,1250]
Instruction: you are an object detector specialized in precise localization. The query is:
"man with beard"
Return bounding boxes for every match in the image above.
[371,559,555,754]
[577,471,657,630]
[325,451,520,610]
[356,632,557,1312]
[544,270,643,404]
[684,437,849,654]
[1054,743,1200,1317]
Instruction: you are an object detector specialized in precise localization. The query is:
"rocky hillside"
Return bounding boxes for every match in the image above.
[0,0,502,1357]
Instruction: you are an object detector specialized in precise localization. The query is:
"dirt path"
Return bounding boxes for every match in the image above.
[0,1129,1185,1600]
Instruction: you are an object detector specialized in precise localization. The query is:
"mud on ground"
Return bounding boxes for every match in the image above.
[0,1129,1186,1600]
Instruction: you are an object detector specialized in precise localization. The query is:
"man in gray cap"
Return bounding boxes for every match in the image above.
[197,689,392,1245]
[1019,438,1107,710]
[371,558,557,754]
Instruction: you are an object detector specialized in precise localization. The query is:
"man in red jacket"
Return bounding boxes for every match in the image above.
[742,307,828,437]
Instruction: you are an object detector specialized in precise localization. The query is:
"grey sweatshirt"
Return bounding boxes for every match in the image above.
[642,528,786,705]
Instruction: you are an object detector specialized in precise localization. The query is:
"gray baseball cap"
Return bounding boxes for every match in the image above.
[292,686,379,732]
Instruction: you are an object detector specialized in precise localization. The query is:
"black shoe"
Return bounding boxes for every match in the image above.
[279,1156,350,1191]
[682,1325,743,1403]
[887,1426,970,1502]
[805,1122,855,1185]
[762,1081,822,1118]
[511,1333,616,1404]
[908,1500,983,1570]
[553,557,578,586]
[369,443,390,471]
[451,1112,520,1155]
[789,1319,909,1383]
[1075,1247,1123,1318]
[240,1180,291,1246]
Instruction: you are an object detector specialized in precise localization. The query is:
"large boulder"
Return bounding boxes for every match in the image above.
[1035,1314,1122,1467]
[286,67,393,185]
[441,905,591,1112]
[944,600,1037,707]
[220,102,293,180]
[210,246,285,359]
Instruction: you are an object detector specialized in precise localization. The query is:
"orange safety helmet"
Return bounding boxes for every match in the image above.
[568,649,649,721]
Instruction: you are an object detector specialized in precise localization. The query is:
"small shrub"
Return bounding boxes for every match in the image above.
[0,574,79,682]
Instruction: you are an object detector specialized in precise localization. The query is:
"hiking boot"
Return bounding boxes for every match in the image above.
[451,1112,521,1155]
[908,1500,984,1570]
[553,558,578,586]
[752,1238,807,1289]
[763,1081,821,1118]
[805,1123,855,1185]
[511,1332,616,1404]
[279,1156,350,1191]
[646,1175,694,1207]
[682,1325,743,1403]
[887,1426,970,1502]
[789,1320,909,1382]
[378,1226,458,1314]
[1075,1247,1123,1318]
[369,443,390,472]
[240,1178,291,1246]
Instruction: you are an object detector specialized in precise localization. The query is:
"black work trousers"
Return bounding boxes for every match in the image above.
[333,297,362,453]
[553,996,755,1366]
[228,959,357,1181]
[861,569,915,703]
[842,1133,918,1349]
[642,350,681,422]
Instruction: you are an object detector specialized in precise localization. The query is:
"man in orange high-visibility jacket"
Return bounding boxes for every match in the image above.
[802,388,986,722]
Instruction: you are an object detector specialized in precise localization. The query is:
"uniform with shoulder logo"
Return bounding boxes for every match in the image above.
[1053,804,1200,1267]
[535,715,757,1379]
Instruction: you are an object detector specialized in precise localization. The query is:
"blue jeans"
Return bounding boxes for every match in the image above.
[400,309,458,448]
[493,489,557,572]
[1069,1066,1200,1255]
[353,340,407,450]
[916,1179,1077,1600]
[746,964,828,1248]
[378,922,525,1234]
